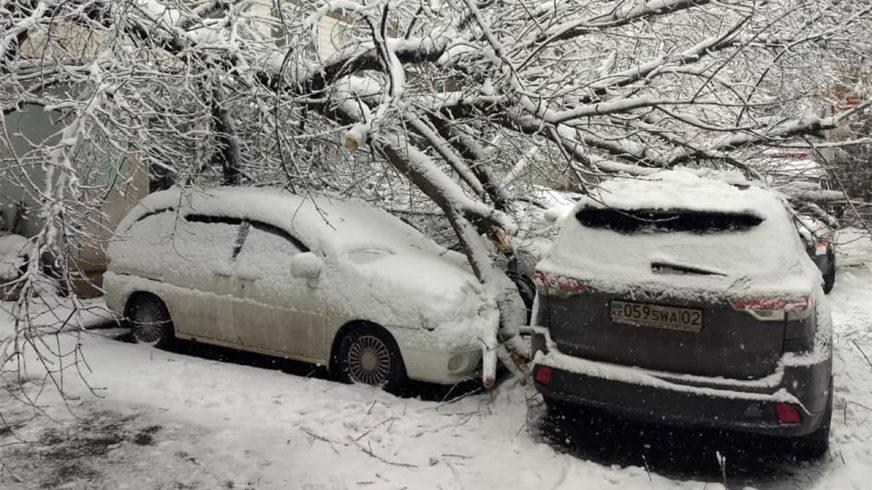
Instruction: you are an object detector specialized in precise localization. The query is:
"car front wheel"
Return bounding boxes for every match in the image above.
[126,294,175,347]
[334,325,406,390]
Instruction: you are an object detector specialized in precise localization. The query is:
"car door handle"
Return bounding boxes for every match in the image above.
[213,271,233,278]
[237,273,260,282]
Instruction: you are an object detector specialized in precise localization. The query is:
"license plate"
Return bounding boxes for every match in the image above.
[610,301,702,332]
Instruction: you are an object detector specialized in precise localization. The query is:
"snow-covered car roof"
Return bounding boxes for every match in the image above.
[116,187,446,257]
[579,168,775,217]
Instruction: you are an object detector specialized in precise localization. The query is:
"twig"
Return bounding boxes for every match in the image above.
[300,427,340,455]
[715,451,727,487]
[348,436,418,468]
[852,340,872,368]
[848,400,872,412]
[441,453,473,459]
[641,453,652,482]
[0,458,23,483]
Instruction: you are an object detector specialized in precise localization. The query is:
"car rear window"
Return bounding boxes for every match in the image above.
[576,207,763,234]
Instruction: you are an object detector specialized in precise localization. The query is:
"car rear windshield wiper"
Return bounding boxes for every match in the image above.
[651,261,726,276]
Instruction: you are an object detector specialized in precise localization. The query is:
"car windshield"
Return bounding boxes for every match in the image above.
[555,203,804,282]
[576,207,763,234]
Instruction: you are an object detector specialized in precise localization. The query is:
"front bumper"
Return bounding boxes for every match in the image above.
[532,330,831,437]
[390,328,482,384]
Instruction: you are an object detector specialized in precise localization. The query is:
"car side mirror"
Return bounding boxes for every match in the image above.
[291,252,323,280]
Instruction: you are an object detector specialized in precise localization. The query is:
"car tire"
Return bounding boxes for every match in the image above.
[334,325,406,391]
[543,396,568,414]
[789,383,833,460]
[507,271,536,323]
[822,251,836,294]
[543,396,581,419]
[126,294,175,348]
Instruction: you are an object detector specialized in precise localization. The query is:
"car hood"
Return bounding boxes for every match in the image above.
[348,250,483,306]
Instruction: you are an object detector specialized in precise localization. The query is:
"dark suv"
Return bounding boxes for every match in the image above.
[795,213,837,293]
[531,171,833,458]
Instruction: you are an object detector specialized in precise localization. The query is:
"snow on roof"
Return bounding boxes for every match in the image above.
[579,169,777,218]
[117,187,445,257]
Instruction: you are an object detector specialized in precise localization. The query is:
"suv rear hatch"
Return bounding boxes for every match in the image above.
[537,206,812,380]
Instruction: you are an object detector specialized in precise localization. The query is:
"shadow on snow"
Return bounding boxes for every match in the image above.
[533,400,829,489]
[112,330,484,403]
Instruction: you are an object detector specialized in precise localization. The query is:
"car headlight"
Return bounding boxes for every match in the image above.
[448,354,464,371]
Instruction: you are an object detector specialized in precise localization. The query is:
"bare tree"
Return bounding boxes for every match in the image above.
[2,0,871,388]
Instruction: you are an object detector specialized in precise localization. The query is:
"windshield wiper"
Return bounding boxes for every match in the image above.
[651,261,726,276]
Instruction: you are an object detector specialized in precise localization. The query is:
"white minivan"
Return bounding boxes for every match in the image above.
[105,187,499,388]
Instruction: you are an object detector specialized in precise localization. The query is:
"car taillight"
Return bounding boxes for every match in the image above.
[730,295,811,321]
[774,402,802,425]
[534,365,553,385]
[533,269,586,295]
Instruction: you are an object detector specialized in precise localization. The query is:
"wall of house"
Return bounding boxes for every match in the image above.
[1,104,149,297]
[0,104,58,237]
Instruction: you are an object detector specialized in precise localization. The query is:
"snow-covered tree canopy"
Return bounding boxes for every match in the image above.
[2,0,871,307]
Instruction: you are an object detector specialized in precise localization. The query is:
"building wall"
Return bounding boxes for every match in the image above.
[1,104,149,297]
[0,104,58,237]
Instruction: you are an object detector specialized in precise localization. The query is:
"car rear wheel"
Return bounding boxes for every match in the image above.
[127,294,175,347]
[334,325,406,390]
[787,382,832,460]
[543,396,570,415]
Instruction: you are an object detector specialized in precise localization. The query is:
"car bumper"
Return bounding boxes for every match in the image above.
[103,271,127,315]
[390,329,482,384]
[532,330,831,437]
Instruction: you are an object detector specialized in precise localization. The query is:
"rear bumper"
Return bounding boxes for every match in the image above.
[532,331,831,437]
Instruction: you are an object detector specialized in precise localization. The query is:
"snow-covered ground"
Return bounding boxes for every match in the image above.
[1,231,872,489]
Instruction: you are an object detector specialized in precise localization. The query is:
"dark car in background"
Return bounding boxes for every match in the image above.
[795,214,837,293]
[531,171,833,459]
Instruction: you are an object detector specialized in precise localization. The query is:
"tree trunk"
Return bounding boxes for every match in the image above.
[210,87,243,186]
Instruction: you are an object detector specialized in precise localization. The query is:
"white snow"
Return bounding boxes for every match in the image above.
[581,169,771,215]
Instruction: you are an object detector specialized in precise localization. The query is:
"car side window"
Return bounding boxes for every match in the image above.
[233,221,306,277]
[183,215,242,262]
[121,212,240,274]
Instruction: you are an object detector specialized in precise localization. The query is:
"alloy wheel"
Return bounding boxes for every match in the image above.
[347,335,392,385]
[131,301,167,344]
